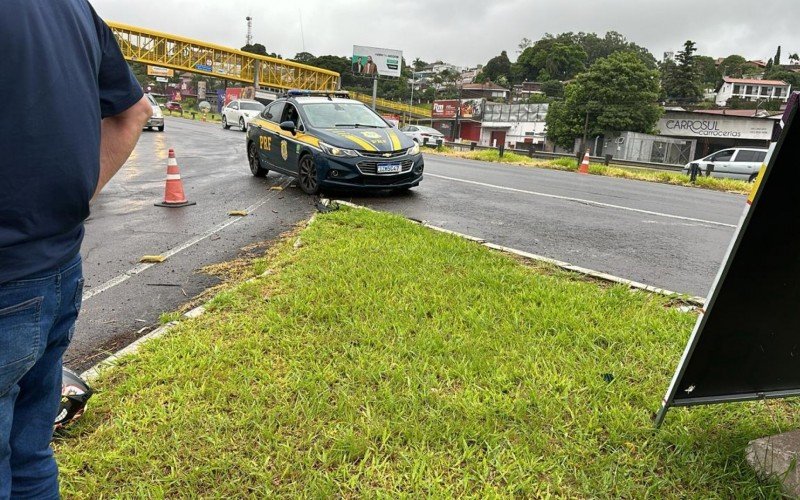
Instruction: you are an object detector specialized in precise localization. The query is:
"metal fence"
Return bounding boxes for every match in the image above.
[443,141,685,172]
[600,132,695,166]
[482,103,549,123]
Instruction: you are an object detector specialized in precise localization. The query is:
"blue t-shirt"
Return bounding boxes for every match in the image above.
[0,0,142,284]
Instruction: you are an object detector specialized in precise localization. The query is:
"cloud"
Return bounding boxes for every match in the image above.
[91,0,799,67]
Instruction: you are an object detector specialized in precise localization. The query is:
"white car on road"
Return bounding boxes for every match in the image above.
[683,147,768,182]
[400,125,445,146]
[222,99,265,131]
[143,93,164,132]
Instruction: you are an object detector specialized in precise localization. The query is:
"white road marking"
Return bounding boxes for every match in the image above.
[82,177,293,302]
[426,173,737,228]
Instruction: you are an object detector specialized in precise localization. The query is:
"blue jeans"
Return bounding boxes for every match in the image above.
[0,254,83,500]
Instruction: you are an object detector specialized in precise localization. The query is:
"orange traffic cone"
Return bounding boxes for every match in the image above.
[155,149,196,207]
[578,149,590,175]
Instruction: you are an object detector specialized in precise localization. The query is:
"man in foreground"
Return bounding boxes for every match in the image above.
[0,1,151,497]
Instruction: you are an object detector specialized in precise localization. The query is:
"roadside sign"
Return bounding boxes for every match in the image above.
[352,45,402,77]
[656,94,800,427]
[147,65,174,77]
[155,77,168,83]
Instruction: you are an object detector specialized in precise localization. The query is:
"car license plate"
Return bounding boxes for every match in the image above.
[377,163,402,174]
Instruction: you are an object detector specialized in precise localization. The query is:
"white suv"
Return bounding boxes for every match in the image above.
[683,148,768,182]
[222,99,265,131]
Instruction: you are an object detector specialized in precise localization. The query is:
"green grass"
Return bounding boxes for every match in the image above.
[433,148,752,195]
[164,108,222,124]
[56,208,795,497]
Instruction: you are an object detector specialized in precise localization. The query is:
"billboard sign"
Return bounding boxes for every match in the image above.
[656,94,800,427]
[352,45,402,77]
[147,65,174,78]
[432,99,484,120]
[658,112,776,141]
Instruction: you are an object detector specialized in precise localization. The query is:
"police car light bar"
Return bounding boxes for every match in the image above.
[286,89,350,98]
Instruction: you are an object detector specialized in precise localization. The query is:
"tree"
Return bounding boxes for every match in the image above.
[518,37,532,53]
[292,52,315,63]
[790,53,800,64]
[718,54,758,78]
[694,55,721,89]
[412,58,428,72]
[545,51,662,149]
[241,43,280,59]
[513,31,655,84]
[515,35,586,82]
[574,31,657,69]
[480,50,512,85]
[663,40,703,104]
[541,80,564,98]
[774,46,782,67]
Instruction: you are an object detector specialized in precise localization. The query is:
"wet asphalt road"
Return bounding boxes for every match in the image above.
[345,154,745,299]
[69,118,745,371]
[67,117,315,372]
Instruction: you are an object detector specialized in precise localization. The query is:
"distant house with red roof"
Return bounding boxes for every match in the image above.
[715,77,792,106]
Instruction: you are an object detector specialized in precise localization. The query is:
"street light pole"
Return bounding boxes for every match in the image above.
[409,71,416,121]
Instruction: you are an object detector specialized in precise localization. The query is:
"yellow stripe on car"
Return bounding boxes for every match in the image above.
[341,134,377,151]
[388,130,402,150]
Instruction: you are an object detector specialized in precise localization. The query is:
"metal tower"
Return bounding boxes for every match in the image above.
[245,16,253,46]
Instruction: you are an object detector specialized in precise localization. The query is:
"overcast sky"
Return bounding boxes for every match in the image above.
[92,0,799,67]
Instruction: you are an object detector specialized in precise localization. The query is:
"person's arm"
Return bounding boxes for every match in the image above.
[93,96,152,199]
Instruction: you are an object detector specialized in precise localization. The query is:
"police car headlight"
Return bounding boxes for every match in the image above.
[320,142,358,157]
[408,143,420,155]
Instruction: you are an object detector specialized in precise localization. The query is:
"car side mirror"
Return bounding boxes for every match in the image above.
[280,121,297,135]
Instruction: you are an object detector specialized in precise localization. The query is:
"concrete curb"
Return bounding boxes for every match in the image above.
[334,200,705,306]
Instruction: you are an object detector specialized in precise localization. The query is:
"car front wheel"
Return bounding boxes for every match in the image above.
[222,115,230,129]
[298,155,319,195]
[239,118,246,131]
[248,142,268,177]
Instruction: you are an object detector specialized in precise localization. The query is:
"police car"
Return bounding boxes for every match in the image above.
[246,90,424,194]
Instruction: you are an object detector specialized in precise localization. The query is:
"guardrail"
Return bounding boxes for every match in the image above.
[441,141,686,172]
[350,91,432,119]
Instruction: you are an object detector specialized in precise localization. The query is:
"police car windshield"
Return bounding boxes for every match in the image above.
[302,102,388,129]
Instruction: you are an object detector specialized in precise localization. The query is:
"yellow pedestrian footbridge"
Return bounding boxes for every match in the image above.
[108,22,339,91]
[108,22,431,118]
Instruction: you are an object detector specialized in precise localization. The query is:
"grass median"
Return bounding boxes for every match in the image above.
[431,148,752,195]
[56,207,795,497]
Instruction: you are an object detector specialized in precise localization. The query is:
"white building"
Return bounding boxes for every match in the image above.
[715,77,791,106]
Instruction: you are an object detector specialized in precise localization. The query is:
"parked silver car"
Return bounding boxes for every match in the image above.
[683,147,768,182]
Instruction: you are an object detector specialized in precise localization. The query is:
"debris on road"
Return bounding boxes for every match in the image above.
[314,197,339,213]
[140,255,167,263]
[228,210,248,216]
[269,186,284,191]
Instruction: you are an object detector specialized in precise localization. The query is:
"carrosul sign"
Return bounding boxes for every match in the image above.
[658,113,775,140]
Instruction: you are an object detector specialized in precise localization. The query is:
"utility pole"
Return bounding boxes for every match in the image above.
[581,107,590,154]
[409,71,416,119]
[454,77,463,141]
[372,75,378,110]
